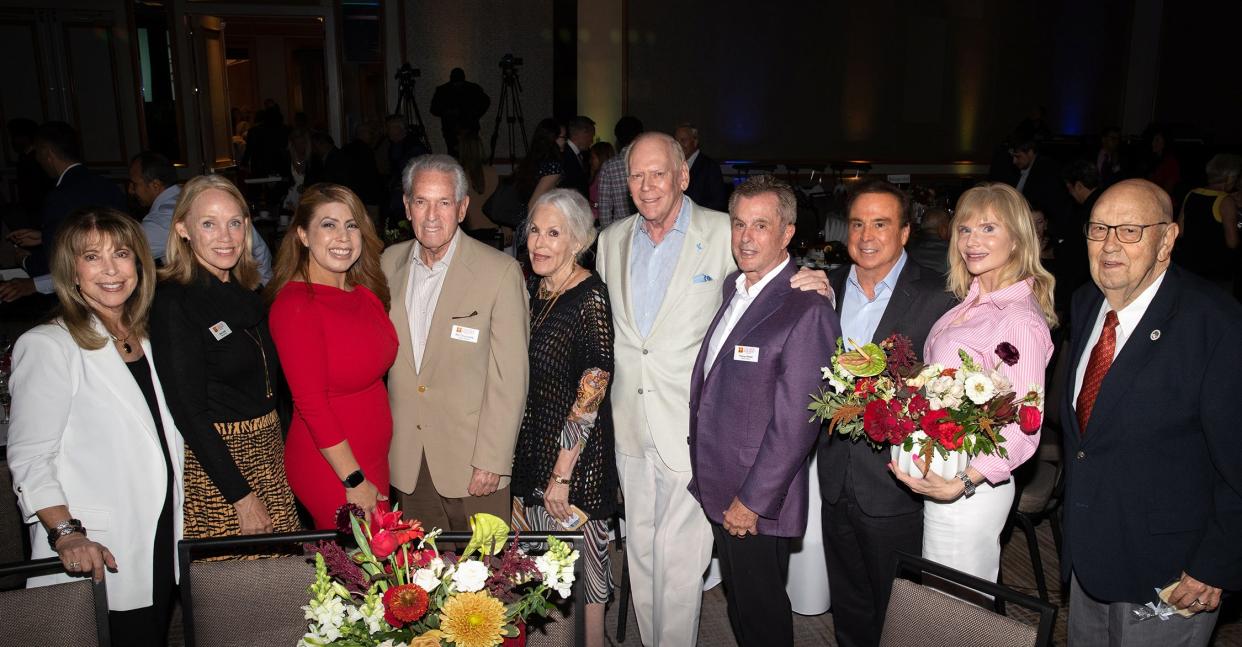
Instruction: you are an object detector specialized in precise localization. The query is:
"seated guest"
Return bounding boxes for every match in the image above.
[128,151,274,282]
[267,184,397,529]
[8,208,182,646]
[1175,153,1240,291]
[1063,180,1242,646]
[688,175,838,647]
[906,206,951,275]
[511,189,617,647]
[150,175,300,542]
[676,123,728,212]
[892,183,1055,582]
[0,121,126,303]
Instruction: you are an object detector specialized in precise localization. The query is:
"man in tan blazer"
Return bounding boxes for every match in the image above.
[382,154,529,531]
[597,133,827,646]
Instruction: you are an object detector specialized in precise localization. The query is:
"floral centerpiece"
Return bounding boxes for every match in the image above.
[890,342,1045,479]
[298,506,579,647]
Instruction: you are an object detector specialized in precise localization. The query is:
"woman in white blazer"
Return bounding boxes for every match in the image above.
[7,207,184,647]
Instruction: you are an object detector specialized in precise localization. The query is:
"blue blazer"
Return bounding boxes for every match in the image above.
[688,261,840,537]
[1060,264,1242,603]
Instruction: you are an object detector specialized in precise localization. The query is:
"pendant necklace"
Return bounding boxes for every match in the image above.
[110,331,133,354]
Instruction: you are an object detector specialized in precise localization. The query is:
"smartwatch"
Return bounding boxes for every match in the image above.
[342,469,365,489]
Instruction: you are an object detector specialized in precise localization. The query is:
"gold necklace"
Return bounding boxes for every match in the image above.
[109,330,133,354]
[242,327,274,399]
[532,267,581,331]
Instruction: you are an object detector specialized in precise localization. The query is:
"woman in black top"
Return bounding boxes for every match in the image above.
[7,208,180,645]
[510,189,617,647]
[150,175,300,540]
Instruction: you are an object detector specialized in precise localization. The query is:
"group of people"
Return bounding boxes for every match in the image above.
[4,120,1240,647]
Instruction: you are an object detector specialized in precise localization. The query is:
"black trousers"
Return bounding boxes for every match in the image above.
[821,490,923,647]
[711,523,793,647]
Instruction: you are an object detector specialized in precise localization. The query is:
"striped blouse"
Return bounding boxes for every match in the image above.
[924,278,1054,484]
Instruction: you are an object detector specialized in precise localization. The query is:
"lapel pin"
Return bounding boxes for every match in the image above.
[695,242,703,253]
[1150,329,1161,341]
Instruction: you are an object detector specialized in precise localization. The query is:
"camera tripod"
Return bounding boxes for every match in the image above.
[489,58,528,164]
[393,62,432,152]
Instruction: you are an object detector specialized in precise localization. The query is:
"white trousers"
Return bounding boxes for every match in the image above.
[618,447,714,647]
[922,479,1015,582]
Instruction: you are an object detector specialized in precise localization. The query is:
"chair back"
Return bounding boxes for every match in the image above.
[179,529,587,647]
[0,557,110,647]
[879,553,1056,647]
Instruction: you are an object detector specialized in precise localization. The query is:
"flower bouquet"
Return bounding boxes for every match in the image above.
[298,505,579,647]
[890,342,1045,479]
[809,334,928,449]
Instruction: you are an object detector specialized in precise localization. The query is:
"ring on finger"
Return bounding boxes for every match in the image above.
[68,561,80,569]
[1192,599,1206,608]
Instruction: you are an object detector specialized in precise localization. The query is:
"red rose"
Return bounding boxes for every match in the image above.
[919,410,963,450]
[1018,405,1042,434]
[382,583,430,626]
[863,399,890,443]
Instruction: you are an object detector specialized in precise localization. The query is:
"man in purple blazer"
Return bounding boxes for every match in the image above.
[688,175,839,647]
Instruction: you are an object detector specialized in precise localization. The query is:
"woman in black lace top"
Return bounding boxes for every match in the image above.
[511,188,617,647]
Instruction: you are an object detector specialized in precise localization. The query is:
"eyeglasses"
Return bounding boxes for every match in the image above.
[1083,221,1170,243]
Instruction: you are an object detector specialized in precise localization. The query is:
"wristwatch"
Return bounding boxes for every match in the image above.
[47,518,85,551]
[956,471,977,498]
[342,469,365,489]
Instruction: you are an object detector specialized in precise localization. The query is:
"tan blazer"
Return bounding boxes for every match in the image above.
[383,233,529,497]
[595,198,736,472]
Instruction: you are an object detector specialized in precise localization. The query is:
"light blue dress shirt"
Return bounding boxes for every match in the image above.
[840,251,907,348]
[140,184,274,285]
[629,196,690,338]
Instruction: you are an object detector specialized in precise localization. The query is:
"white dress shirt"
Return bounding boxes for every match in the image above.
[704,256,790,376]
[1072,270,1167,403]
[406,229,461,372]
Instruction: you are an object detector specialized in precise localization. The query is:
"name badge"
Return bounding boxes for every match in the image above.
[450,325,480,343]
[209,321,232,341]
[733,345,759,363]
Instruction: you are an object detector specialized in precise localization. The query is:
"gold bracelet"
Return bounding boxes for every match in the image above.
[551,474,572,486]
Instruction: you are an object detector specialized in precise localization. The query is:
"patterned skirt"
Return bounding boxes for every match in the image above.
[516,501,612,605]
[183,410,301,553]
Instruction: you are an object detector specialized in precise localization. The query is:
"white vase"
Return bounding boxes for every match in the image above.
[890,431,968,480]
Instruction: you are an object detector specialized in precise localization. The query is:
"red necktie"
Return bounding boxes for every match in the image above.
[1076,310,1119,434]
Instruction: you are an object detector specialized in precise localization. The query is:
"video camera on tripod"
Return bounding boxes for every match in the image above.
[499,53,523,71]
[489,53,528,163]
[393,62,431,151]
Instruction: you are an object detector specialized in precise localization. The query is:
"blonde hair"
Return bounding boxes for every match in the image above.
[159,174,260,290]
[50,208,157,349]
[947,182,1057,327]
[265,183,391,309]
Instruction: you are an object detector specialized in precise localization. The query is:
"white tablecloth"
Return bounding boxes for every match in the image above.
[786,452,831,615]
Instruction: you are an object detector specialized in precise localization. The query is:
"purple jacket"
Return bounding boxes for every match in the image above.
[687,262,840,537]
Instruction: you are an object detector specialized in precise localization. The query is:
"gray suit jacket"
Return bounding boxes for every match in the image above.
[817,260,956,516]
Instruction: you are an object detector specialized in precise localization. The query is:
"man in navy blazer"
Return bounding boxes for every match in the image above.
[676,123,728,212]
[688,175,838,647]
[1062,179,1242,646]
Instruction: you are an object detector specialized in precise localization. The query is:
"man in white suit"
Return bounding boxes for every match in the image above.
[596,133,827,646]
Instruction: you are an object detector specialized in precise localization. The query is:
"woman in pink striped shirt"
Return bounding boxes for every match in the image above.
[892,182,1056,582]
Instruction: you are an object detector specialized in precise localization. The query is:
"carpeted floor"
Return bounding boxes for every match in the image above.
[602,515,1242,646]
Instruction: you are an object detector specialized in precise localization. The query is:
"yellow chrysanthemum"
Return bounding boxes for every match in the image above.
[439,591,507,647]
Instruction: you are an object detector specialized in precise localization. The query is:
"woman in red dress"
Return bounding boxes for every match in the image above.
[267,183,397,528]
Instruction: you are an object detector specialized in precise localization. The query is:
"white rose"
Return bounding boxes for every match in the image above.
[413,567,442,593]
[450,559,489,593]
[964,373,996,405]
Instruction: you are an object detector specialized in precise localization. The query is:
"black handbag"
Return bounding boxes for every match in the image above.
[482,178,526,228]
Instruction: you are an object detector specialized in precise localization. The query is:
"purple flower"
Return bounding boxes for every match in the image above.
[995,342,1020,366]
[335,503,365,534]
[305,541,370,595]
